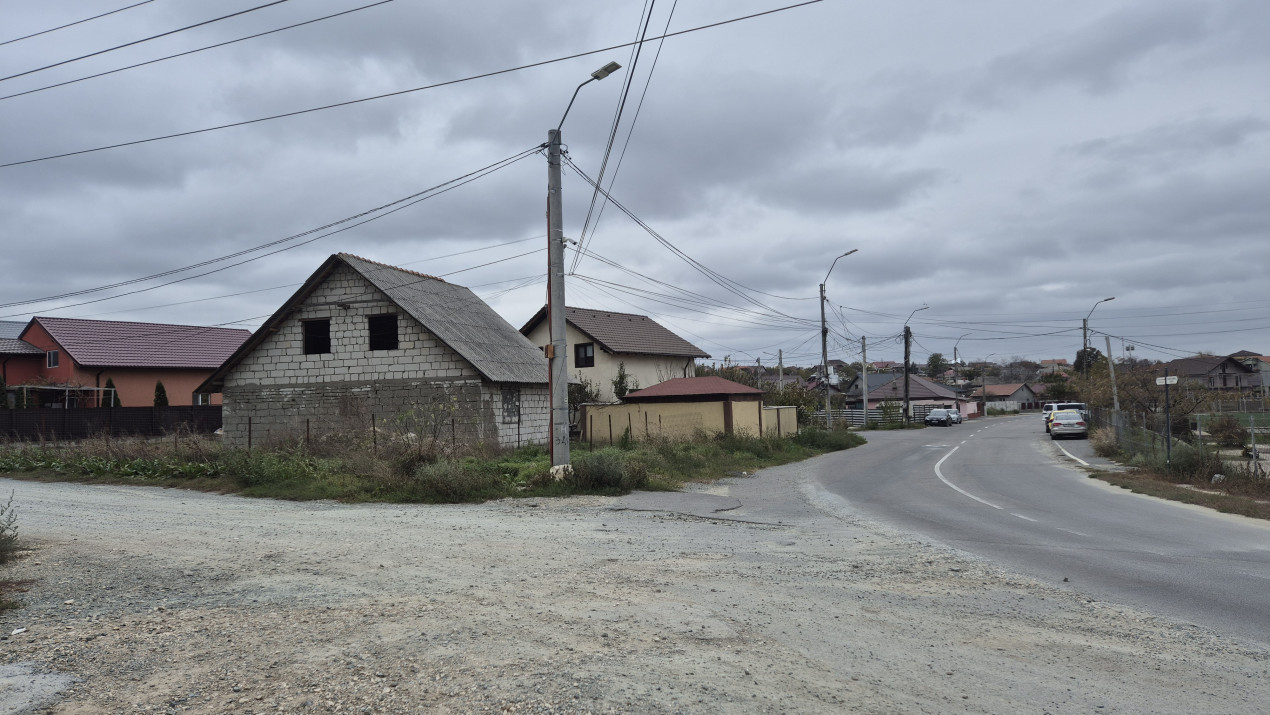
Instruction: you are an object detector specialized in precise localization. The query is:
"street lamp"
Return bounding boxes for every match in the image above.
[1082,296,1115,376]
[902,305,929,425]
[953,333,970,385]
[820,249,858,429]
[546,61,622,469]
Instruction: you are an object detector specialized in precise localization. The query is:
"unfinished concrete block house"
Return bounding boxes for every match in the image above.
[198,253,550,449]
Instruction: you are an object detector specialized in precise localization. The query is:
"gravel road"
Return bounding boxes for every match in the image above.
[1,451,1268,713]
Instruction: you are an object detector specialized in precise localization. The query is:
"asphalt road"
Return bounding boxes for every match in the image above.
[815,415,1270,648]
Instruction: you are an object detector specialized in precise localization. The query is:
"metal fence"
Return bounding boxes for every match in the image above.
[1089,406,1267,475]
[0,406,223,441]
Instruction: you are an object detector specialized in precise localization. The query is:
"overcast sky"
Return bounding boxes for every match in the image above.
[2,0,1267,370]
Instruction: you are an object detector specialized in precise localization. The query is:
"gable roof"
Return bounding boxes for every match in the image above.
[23,317,249,369]
[622,376,762,401]
[1162,355,1254,377]
[860,373,958,401]
[982,383,1034,398]
[201,253,547,392]
[520,306,709,359]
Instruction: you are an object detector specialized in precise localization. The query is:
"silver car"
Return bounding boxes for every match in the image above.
[947,409,962,424]
[1049,410,1088,439]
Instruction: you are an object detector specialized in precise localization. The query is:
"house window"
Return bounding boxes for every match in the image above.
[303,319,331,355]
[501,386,520,424]
[46,350,59,368]
[574,342,595,368]
[368,314,399,351]
[194,394,211,406]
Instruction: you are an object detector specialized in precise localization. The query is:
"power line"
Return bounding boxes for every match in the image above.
[0,0,824,169]
[0,147,539,319]
[1,0,292,83]
[563,155,808,324]
[0,145,539,312]
[570,0,670,275]
[0,1,158,47]
[1,0,395,103]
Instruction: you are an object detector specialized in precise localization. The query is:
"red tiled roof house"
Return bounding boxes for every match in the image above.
[13,317,249,407]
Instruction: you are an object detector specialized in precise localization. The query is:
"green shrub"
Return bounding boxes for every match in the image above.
[1209,415,1249,448]
[0,491,17,564]
[409,460,508,503]
[793,428,866,451]
[569,448,647,492]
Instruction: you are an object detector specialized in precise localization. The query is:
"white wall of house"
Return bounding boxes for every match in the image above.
[523,321,697,402]
[222,264,548,448]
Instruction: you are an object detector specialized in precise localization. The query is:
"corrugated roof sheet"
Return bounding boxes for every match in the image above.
[982,383,1030,397]
[623,376,762,400]
[341,254,547,384]
[0,321,27,340]
[30,317,250,368]
[0,338,41,355]
[522,306,709,359]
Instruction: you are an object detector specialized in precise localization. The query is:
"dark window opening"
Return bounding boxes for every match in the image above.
[368,314,399,351]
[303,319,331,355]
[46,350,59,368]
[574,342,595,368]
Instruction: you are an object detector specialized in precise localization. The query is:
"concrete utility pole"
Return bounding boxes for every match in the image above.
[860,336,868,427]
[546,61,621,468]
[1105,335,1120,433]
[819,249,857,429]
[820,282,830,428]
[903,326,911,425]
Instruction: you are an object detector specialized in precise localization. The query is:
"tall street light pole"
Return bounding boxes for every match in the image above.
[1082,296,1115,377]
[953,333,970,384]
[547,61,621,469]
[820,249,858,429]
[902,305,928,425]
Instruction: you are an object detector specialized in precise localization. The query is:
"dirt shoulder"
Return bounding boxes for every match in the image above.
[2,457,1268,713]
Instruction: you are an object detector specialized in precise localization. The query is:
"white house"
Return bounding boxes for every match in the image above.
[520,306,709,403]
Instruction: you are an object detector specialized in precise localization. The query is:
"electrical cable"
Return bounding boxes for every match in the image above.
[570,0,672,275]
[0,1,158,47]
[563,155,809,323]
[0,145,539,312]
[1,0,824,169]
[0,0,395,103]
[1,0,292,83]
[0,147,539,319]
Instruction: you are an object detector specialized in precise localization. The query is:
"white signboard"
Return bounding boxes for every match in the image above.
[1156,376,1179,385]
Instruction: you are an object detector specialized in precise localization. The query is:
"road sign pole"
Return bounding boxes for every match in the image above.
[1164,368,1171,468]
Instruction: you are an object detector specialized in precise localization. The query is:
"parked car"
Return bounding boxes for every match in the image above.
[947,409,962,424]
[1049,410,1088,439]
[1043,402,1089,432]
[924,409,952,427]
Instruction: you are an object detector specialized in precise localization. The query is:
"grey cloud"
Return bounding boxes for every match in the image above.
[1065,116,1270,164]
[972,1,1211,100]
[746,162,940,215]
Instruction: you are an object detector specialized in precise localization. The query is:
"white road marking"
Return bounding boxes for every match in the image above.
[1240,571,1270,581]
[1011,513,1038,522]
[934,446,1002,510]
[1054,441,1090,466]
[1056,527,1089,537]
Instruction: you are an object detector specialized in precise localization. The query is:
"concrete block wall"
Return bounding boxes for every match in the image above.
[221,264,549,449]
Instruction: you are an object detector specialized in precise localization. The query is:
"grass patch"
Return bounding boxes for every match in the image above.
[0,427,865,504]
[1091,469,1270,521]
